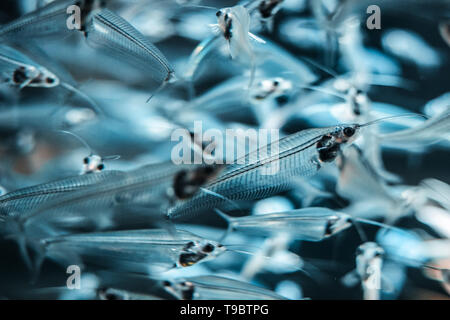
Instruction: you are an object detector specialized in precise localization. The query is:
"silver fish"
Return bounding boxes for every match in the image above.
[84,9,175,90]
[40,229,226,273]
[0,169,126,218]
[216,207,351,241]
[0,43,102,113]
[378,109,450,149]
[163,275,288,300]
[0,0,104,40]
[356,242,384,300]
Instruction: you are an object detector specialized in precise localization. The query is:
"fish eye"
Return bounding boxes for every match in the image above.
[202,243,214,253]
[343,127,355,137]
[97,163,104,170]
[273,80,279,86]
[216,11,221,17]
[162,280,171,287]
[83,157,89,164]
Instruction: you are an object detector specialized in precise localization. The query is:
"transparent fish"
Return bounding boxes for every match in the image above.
[0,43,102,113]
[378,110,450,149]
[163,275,288,300]
[97,287,163,300]
[215,207,351,241]
[382,29,442,69]
[336,145,405,221]
[0,0,83,40]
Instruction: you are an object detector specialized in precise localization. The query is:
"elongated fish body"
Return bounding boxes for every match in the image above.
[221,207,351,241]
[184,35,222,82]
[164,275,288,300]
[0,44,59,88]
[97,287,162,300]
[168,124,359,219]
[0,0,87,40]
[244,0,284,31]
[378,110,450,148]
[85,9,175,86]
[218,5,253,62]
[41,229,226,273]
[0,170,126,218]
[356,242,384,300]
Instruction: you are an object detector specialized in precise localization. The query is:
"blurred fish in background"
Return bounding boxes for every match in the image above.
[0,0,449,300]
